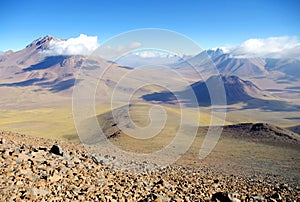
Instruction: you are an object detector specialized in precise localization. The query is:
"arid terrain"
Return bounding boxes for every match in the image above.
[0,129,299,201]
[0,35,300,201]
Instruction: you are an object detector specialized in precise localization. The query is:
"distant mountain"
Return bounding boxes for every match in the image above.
[0,35,84,92]
[206,48,226,60]
[213,54,268,77]
[142,75,271,105]
[117,48,226,69]
[173,48,300,80]
[287,125,300,135]
[196,75,270,104]
[1,35,300,101]
[0,35,130,93]
[264,58,300,79]
[142,74,300,111]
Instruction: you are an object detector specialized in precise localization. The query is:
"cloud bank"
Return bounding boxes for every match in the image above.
[231,36,300,59]
[43,34,300,59]
[44,34,99,56]
[134,50,179,58]
[93,42,142,60]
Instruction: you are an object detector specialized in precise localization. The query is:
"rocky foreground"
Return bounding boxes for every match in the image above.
[0,131,299,202]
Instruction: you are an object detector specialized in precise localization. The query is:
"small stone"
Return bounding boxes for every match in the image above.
[280,183,289,189]
[40,174,47,180]
[253,195,264,201]
[90,155,99,165]
[49,145,64,156]
[50,172,61,183]
[213,179,219,183]
[27,188,49,196]
[229,192,240,202]
[240,195,246,201]
[38,147,47,151]
[154,198,163,202]
[100,159,109,165]
[211,192,231,202]
[274,184,280,191]
[271,193,282,201]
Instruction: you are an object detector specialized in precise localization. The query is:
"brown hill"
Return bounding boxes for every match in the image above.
[0,36,131,94]
[217,122,300,145]
[142,75,272,106]
[287,125,300,135]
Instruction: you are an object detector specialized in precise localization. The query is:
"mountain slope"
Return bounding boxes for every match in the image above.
[213,54,268,77]
[0,35,132,94]
[287,125,300,135]
[172,49,300,82]
[219,122,300,144]
[142,75,271,106]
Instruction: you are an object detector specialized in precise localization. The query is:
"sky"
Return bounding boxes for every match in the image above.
[0,0,299,51]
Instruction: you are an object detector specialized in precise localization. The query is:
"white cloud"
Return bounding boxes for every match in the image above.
[231,36,300,59]
[93,42,142,60]
[210,46,231,54]
[134,50,179,58]
[137,51,161,58]
[43,34,99,56]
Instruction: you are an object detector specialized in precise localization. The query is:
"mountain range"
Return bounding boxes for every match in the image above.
[0,35,300,108]
[0,35,299,142]
[0,36,132,95]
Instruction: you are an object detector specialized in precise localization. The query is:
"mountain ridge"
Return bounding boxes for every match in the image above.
[142,75,272,106]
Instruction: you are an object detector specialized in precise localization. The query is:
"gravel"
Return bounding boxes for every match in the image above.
[0,131,299,201]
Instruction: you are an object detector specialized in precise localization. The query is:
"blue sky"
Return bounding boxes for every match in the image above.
[0,0,299,51]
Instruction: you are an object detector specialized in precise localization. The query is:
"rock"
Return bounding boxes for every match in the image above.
[280,183,289,189]
[40,174,47,180]
[154,198,163,202]
[50,172,61,183]
[253,195,264,201]
[229,192,240,202]
[211,192,231,202]
[38,147,47,151]
[271,193,282,201]
[100,158,109,165]
[274,184,280,191]
[90,155,99,165]
[240,195,246,201]
[49,144,64,156]
[214,179,219,183]
[27,188,49,196]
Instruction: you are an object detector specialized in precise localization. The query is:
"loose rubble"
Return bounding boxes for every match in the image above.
[0,131,299,201]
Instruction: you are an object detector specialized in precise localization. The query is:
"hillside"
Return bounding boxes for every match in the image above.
[287,125,300,135]
[142,75,272,106]
[0,35,131,95]
[0,128,299,201]
[204,122,300,145]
